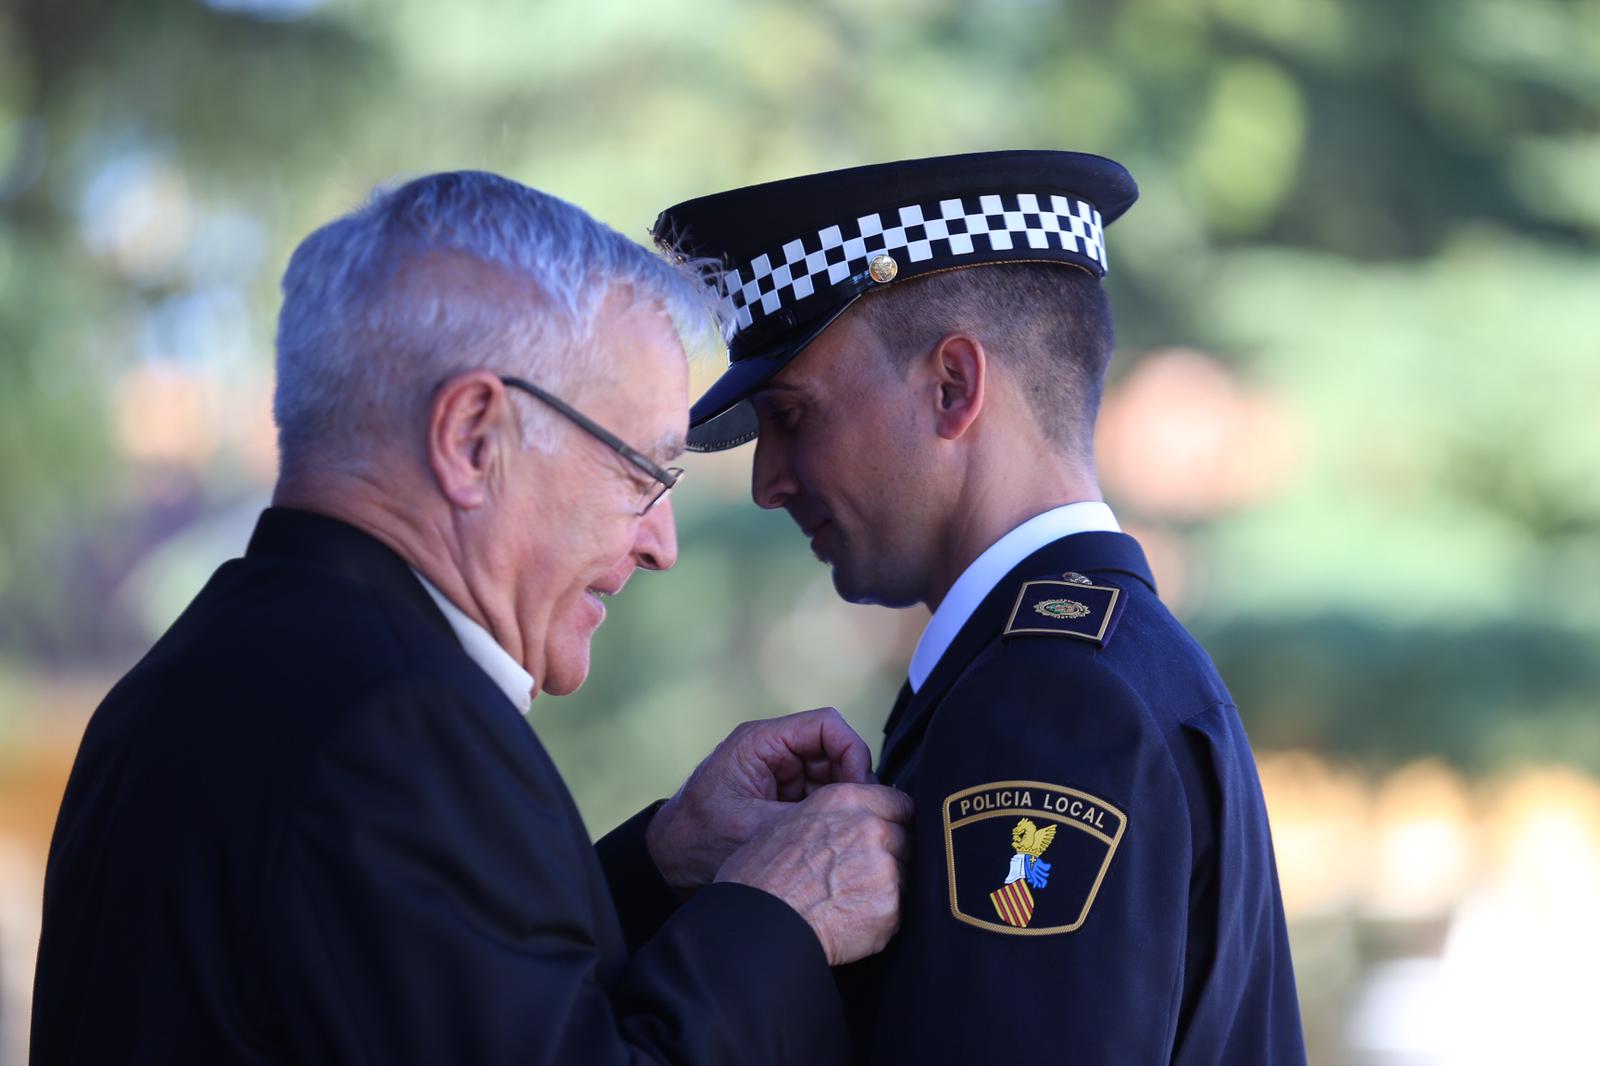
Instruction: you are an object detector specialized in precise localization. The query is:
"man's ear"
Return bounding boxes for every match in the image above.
[928,332,987,441]
[428,370,515,510]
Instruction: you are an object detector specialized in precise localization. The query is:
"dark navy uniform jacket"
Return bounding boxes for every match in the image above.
[32,507,847,1065]
[841,531,1304,1064]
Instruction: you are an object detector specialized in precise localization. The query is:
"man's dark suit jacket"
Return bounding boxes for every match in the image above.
[31,507,846,1064]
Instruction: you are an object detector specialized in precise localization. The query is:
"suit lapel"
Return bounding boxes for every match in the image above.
[878,531,1156,782]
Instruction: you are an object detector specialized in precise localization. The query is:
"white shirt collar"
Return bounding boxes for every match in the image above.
[410,569,535,715]
[908,502,1121,693]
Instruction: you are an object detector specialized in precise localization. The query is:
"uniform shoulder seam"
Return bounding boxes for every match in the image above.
[1164,697,1237,739]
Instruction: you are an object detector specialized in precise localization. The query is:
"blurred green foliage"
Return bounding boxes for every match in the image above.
[1,0,1598,832]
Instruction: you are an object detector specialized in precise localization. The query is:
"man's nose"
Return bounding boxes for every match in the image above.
[634,494,679,572]
[751,434,797,511]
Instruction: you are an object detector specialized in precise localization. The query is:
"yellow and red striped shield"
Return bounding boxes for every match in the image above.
[990,880,1035,928]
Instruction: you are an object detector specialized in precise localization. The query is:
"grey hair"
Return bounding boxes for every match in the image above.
[273,170,725,472]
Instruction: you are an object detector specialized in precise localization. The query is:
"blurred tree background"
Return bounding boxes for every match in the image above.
[1,0,1597,1062]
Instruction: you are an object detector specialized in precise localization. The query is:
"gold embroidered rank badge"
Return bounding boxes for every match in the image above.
[1003,579,1123,645]
[943,781,1127,936]
[1034,598,1091,620]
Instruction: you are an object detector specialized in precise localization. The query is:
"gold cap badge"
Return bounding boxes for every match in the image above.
[868,253,899,284]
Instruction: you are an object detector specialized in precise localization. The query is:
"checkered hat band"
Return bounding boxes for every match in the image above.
[719,191,1106,335]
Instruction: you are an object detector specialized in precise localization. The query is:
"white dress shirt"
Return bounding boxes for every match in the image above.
[411,569,535,715]
[907,502,1121,693]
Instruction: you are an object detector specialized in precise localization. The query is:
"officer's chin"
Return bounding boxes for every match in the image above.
[828,559,866,604]
[830,562,920,610]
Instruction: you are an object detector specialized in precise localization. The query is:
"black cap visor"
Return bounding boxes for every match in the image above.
[686,295,861,452]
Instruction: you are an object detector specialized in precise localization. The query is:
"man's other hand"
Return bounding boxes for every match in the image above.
[647,707,873,892]
[716,783,913,966]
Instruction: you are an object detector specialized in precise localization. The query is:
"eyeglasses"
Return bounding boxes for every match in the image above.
[499,375,684,516]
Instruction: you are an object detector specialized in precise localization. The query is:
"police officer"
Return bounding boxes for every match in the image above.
[655,151,1306,1064]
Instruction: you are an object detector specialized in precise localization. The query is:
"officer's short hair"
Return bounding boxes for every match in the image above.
[852,264,1114,454]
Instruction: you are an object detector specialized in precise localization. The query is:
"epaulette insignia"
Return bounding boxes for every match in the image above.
[1002,576,1124,646]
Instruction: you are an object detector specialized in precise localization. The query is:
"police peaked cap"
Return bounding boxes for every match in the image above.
[652,150,1138,451]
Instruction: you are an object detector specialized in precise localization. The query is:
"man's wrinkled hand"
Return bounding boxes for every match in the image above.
[716,783,913,966]
[647,707,873,892]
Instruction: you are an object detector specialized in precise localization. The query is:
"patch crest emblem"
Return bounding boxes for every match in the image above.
[1003,578,1123,646]
[943,780,1127,936]
[1034,598,1090,620]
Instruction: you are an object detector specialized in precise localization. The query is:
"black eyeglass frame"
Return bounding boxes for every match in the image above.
[499,375,683,516]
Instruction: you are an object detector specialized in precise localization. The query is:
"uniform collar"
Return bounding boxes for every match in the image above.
[879,530,1155,782]
[409,570,536,716]
[909,502,1120,693]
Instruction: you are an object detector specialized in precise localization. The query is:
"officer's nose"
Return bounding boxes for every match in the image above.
[751,431,798,511]
[633,493,678,572]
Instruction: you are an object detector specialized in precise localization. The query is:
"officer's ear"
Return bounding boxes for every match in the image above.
[428,370,518,510]
[928,332,986,442]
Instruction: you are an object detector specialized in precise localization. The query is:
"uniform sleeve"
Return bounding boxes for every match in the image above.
[1168,700,1306,1065]
[258,678,848,1066]
[857,644,1197,1065]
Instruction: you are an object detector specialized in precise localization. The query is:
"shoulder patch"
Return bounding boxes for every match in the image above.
[1003,577,1125,646]
[943,780,1127,936]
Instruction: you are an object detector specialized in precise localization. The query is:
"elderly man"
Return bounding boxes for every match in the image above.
[655,151,1306,1063]
[31,171,910,1064]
